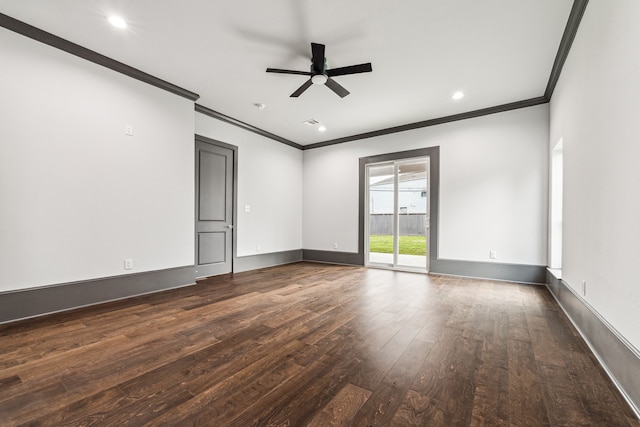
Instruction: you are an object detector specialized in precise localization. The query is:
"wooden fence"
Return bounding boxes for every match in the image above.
[369,214,427,235]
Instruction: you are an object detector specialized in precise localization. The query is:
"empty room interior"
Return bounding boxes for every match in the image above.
[1,0,639,425]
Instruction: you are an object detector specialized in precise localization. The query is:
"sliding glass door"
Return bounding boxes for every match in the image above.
[366,157,429,271]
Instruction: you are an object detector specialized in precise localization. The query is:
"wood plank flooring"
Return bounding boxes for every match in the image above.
[0,262,637,426]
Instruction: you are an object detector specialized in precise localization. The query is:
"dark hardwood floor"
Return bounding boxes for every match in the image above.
[0,262,637,426]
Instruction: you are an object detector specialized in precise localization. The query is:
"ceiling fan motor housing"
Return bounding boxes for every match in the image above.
[311,74,328,85]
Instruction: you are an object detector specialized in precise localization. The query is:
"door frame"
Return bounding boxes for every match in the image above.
[194,134,238,278]
[359,146,440,269]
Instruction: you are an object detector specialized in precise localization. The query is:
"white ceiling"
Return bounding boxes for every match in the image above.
[0,0,574,146]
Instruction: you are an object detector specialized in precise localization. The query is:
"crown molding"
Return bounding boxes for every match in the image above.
[198,0,588,151]
[195,104,302,149]
[544,0,589,100]
[2,1,589,150]
[303,97,548,150]
[0,12,200,101]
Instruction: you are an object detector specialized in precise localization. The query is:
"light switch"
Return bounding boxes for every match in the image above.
[125,124,133,136]
[244,205,251,213]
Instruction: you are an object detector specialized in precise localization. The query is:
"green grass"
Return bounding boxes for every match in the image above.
[369,235,427,256]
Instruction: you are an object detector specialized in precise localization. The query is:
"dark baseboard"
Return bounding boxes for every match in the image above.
[546,270,640,417]
[0,266,195,324]
[430,259,546,284]
[0,249,307,324]
[234,250,303,273]
[302,250,545,284]
[303,249,364,266]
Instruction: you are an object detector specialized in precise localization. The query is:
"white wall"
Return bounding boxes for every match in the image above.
[303,104,549,266]
[195,113,303,257]
[0,29,195,292]
[550,0,640,350]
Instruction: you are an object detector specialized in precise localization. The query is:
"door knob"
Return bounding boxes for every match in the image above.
[225,224,234,229]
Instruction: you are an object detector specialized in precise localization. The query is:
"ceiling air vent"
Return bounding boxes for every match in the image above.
[303,119,320,126]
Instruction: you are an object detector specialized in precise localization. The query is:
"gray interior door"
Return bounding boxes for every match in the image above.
[195,139,234,278]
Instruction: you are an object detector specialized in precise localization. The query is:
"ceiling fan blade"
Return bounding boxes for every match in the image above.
[311,43,326,73]
[327,63,372,77]
[290,79,313,97]
[325,78,350,98]
[266,68,313,76]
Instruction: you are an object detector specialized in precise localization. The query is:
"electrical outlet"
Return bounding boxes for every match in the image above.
[256,244,261,252]
[125,124,133,136]
[124,258,133,270]
[244,205,251,213]
[582,280,587,296]
[489,250,497,260]
[333,243,338,250]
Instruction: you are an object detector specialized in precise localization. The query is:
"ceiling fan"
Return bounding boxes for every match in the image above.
[266,42,372,98]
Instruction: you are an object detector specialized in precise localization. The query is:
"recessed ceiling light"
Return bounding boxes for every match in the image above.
[452,91,465,100]
[318,126,327,132]
[107,15,127,29]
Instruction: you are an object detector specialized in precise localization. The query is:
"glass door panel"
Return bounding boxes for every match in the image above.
[397,159,428,269]
[367,163,395,266]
